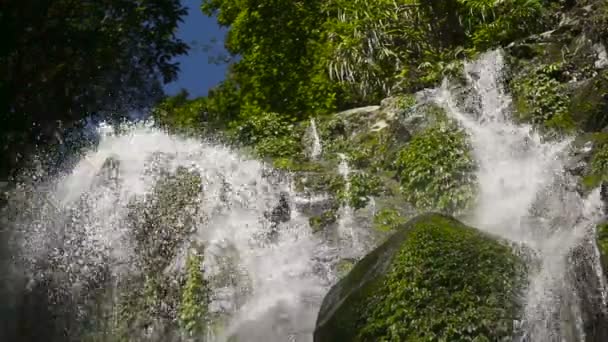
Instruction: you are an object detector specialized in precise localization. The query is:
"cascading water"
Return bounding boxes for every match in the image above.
[433,50,608,341]
[336,153,359,254]
[2,122,340,342]
[4,49,608,342]
[310,119,323,160]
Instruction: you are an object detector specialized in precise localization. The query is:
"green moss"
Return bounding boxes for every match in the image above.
[569,71,608,132]
[273,158,324,172]
[314,214,524,342]
[309,209,338,233]
[396,123,476,214]
[581,136,608,191]
[234,107,302,159]
[294,171,344,196]
[336,258,356,279]
[373,208,407,232]
[128,167,202,271]
[152,91,207,134]
[347,131,394,171]
[395,94,417,111]
[597,223,608,279]
[340,172,383,210]
[179,250,210,338]
[511,63,574,132]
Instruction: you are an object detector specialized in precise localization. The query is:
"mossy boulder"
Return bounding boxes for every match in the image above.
[314,214,525,342]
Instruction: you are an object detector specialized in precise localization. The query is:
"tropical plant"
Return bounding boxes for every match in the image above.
[396,123,477,213]
[179,250,209,338]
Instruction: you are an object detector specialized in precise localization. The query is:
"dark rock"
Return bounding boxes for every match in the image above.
[601,182,608,211]
[265,192,292,240]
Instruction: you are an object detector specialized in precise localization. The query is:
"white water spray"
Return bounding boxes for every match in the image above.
[336,153,359,253]
[310,119,323,160]
[433,50,607,341]
[8,122,340,342]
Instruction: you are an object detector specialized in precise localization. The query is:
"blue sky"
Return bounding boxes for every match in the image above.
[163,0,229,98]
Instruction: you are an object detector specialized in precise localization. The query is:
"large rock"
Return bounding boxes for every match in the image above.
[314,213,525,342]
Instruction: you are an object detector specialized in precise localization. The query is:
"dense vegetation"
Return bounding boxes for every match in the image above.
[149,0,563,145]
[314,214,525,341]
[4,0,608,341]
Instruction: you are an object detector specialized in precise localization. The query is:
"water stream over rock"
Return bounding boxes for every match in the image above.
[2,50,608,342]
[433,50,608,341]
[2,123,342,342]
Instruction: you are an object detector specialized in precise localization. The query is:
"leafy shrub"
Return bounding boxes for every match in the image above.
[396,123,476,213]
[359,215,523,341]
[512,63,574,131]
[339,172,384,209]
[309,209,338,233]
[591,144,608,176]
[583,140,608,189]
[179,250,209,338]
[458,0,546,50]
[234,106,301,158]
[315,214,525,342]
[596,222,608,279]
[152,91,207,134]
[373,208,407,232]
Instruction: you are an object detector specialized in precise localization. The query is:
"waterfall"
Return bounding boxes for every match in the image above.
[433,50,607,341]
[336,153,358,254]
[3,122,339,342]
[310,119,322,160]
[4,50,608,342]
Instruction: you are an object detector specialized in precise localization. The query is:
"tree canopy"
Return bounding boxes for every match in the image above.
[197,0,555,133]
[0,0,188,176]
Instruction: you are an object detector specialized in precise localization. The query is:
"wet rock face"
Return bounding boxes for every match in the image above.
[569,242,608,342]
[128,166,202,271]
[314,214,524,342]
[267,192,291,225]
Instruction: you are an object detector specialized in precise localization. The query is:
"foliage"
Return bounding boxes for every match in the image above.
[323,0,549,97]
[512,63,574,131]
[202,0,339,118]
[396,123,476,214]
[591,145,608,177]
[339,172,384,209]
[315,214,524,342]
[582,140,608,190]
[128,167,202,272]
[359,215,523,341]
[596,222,608,280]
[455,0,545,50]
[233,107,302,158]
[153,90,207,134]
[347,132,395,171]
[179,250,210,339]
[322,0,426,98]
[200,0,555,134]
[309,209,338,233]
[373,208,407,232]
[0,0,188,176]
